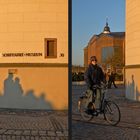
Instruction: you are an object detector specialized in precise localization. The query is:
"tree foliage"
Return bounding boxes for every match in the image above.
[104,46,124,69]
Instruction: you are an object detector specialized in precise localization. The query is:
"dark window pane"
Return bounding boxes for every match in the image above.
[101,47,114,62]
[44,38,57,58]
[47,41,54,56]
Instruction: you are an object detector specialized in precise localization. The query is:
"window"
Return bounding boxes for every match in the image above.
[101,46,114,62]
[45,38,57,58]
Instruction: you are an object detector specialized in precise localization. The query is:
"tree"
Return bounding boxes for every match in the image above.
[104,46,124,70]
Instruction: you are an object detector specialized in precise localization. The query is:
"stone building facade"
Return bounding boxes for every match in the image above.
[84,22,125,73]
[125,0,140,101]
[0,0,68,110]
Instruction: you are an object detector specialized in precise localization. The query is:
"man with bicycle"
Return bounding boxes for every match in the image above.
[84,56,105,114]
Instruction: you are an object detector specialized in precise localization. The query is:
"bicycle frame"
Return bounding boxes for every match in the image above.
[79,83,121,125]
[92,85,108,115]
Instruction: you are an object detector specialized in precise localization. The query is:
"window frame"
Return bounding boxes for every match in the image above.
[44,38,57,58]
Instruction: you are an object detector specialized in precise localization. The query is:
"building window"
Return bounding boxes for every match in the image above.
[45,38,57,58]
[101,46,114,62]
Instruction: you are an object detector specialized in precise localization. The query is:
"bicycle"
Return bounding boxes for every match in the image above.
[78,83,121,126]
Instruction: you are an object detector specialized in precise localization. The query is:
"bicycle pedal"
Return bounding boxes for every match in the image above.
[92,111,98,116]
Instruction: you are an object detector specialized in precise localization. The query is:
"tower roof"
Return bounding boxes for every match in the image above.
[103,19,110,33]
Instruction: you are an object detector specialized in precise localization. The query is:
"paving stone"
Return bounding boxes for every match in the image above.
[6,135,12,140]
[56,131,65,137]
[0,110,67,139]
[21,136,27,140]
[46,137,52,140]
[23,130,30,135]
[14,130,23,135]
[35,136,40,140]
[4,130,15,135]
[63,131,68,137]
[31,130,38,135]
[54,137,60,140]
[31,136,35,140]
[50,137,56,140]
[47,131,56,137]
[2,135,6,139]
[11,135,16,140]
[40,136,47,140]
[24,136,30,140]
[0,129,7,134]
[16,136,21,139]
[39,130,46,136]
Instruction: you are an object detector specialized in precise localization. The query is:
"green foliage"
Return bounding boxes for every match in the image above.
[115,73,123,81]
[72,72,84,81]
[104,46,124,68]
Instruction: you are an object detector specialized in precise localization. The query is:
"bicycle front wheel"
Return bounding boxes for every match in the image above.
[104,101,121,126]
[78,99,93,121]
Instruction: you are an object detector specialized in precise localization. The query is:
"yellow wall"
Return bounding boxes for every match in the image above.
[0,0,68,109]
[0,0,68,63]
[125,69,140,101]
[126,0,140,65]
[126,0,140,101]
[0,67,68,110]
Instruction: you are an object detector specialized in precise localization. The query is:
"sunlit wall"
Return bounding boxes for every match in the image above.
[125,0,140,101]
[0,0,68,63]
[0,0,68,109]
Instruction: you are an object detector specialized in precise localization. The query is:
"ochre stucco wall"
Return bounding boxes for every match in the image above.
[125,0,140,101]
[0,0,68,109]
[0,0,68,63]
[0,67,68,110]
[125,69,140,101]
[126,0,140,65]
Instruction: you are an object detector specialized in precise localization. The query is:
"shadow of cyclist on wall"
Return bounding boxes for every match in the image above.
[0,73,54,109]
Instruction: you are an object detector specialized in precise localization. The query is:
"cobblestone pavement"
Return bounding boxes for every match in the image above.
[72,84,140,140]
[0,110,68,140]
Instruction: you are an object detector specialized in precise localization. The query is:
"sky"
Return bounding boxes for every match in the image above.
[72,0,125,66]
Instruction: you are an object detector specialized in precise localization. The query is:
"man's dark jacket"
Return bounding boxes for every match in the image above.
[84,64,104,89]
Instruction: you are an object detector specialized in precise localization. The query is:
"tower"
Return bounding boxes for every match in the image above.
[103,19,111,33]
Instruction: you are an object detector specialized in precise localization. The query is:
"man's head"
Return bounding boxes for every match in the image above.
[8,73,13,79]
[90,56,97,65]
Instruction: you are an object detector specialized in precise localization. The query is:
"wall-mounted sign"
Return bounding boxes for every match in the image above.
[1,53,43,57]
[8,69,18,74]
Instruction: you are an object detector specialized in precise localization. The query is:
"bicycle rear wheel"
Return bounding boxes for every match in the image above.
[104,101,121,126]
[78,99,93,121]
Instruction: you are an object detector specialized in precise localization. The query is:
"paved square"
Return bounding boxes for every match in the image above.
[72,84,140,140]
[0,110,68,140]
